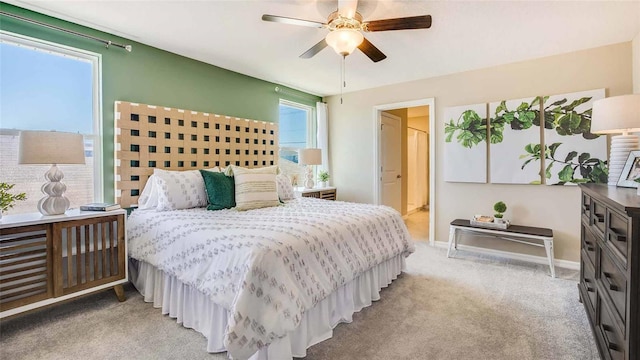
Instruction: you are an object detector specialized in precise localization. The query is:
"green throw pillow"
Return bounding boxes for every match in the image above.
[199,170,235,210]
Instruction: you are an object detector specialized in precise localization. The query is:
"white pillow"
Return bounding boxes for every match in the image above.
[154,169,208,211]
[228,165,280,211]
[276,174,295,201]
[137,175,160,210]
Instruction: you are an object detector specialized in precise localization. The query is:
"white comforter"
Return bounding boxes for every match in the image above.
[127,197,414,359]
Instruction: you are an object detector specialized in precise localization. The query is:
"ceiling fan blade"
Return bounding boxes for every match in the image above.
[262,14,326,28]
[338,0,359,18]
[358,37,387,63]
[300,39,328,59]
[364,15,432,32]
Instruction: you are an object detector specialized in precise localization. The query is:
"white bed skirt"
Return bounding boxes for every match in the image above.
[129,255,406,359]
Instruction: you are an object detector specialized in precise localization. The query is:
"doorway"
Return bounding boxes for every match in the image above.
[373,98,435,245]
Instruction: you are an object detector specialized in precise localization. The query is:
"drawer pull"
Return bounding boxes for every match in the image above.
[586,246,594,252]
[609,229,627,242]
[603,272,620,292]
[593,213,605,223]
[608,342,621,352]
[586,286,594,292]
[603,324,613,332]
[583,204,590,211]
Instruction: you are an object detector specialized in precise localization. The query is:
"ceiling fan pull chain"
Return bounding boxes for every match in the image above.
[340,55,345,104]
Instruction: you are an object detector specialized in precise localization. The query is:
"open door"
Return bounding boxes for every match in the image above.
[380,112,402,213]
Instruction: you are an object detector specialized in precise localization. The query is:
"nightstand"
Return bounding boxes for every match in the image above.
[0,209,127,318]
[296,186,337,200]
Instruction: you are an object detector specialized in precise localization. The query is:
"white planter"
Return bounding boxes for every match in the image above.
[494,218,505,224]
[318,181,327,188]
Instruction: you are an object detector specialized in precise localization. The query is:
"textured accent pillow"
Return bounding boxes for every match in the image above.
[137,175,160,210]
[228,165,280,211]
[276,174,295,201]
[154,169,208,211]
[200,170,235,210]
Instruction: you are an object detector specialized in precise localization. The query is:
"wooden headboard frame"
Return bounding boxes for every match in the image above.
[114,101,279,208]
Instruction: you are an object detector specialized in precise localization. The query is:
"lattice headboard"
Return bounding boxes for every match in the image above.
[114,101,279,208]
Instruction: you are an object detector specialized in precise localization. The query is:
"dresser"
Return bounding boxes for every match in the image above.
[579,184,639,360]
[0,209,127,318]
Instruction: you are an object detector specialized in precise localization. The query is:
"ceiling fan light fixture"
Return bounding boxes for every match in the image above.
[325,28,364,56]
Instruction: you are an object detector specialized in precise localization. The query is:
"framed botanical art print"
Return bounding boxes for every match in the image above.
[617,150,640,188]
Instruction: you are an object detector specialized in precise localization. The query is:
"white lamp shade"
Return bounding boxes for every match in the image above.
[18,130,86,165]
[325,28,364,56]
[591,94,640,134]
[298,148,322,165]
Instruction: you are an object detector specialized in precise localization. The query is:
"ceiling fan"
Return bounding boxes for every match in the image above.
[262,0,432,63]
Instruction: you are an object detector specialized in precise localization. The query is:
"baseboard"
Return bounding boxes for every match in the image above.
[433,241,579,270]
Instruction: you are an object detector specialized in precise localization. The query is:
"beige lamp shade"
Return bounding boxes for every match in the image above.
[18,130,86,165]
[591,94,640,134]
[298,148,322,166]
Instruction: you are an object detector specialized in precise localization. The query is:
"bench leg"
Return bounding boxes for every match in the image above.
[447,227,456,258]
[544,239,555,278]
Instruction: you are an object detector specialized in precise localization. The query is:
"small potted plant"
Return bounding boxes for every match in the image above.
[0,183,27,220]
[493,201,507,224]
[318,170,330,187]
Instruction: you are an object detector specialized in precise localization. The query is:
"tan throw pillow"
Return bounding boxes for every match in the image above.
[229,165,280,211]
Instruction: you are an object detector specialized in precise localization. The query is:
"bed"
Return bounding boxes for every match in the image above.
[115,101,414,359]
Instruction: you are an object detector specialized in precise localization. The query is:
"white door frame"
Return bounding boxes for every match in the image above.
[373,98,436,246]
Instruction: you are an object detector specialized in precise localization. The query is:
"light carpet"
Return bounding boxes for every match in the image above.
[0,243,597,360]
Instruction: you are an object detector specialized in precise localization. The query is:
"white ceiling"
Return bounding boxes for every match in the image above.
[7,1,640,97]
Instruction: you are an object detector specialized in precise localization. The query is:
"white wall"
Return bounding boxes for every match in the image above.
[326,42,633,262]
[633,30,640,93]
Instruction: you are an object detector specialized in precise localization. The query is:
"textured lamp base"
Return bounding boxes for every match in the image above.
[38,164,70,216]
[304,165,315,189]
[608,134,639,186]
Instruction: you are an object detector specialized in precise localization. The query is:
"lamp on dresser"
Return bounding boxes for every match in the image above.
[591,94,640,186]
[298,148,322,189]
[18,130,86,215]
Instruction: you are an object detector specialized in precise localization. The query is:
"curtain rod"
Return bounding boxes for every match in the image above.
[0,11,132,52]
[274,86,318,101]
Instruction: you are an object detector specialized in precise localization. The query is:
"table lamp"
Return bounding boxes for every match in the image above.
[591,94,640,186]
[298,148,322,189]
[18,130,86,215]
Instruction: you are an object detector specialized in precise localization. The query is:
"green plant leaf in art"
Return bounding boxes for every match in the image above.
[517,110,535,129]
[545,162,554,179]
[558,164,575,182]
[562,97,592,112]
[546,98,568,109]
[548,142,561,158]
[543,112,555,129]
[495,101,507,114]
[571,178,590,184]
[531,96,542,108]
[516,102,530,111]
[524,143,535,154]
[582,131,600,140]
[530,180,542,185]
[578,152,590,164]
[565,151,578,163]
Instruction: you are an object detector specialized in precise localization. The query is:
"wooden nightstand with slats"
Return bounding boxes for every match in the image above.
[296,186,337,201]
[0,209,127,319]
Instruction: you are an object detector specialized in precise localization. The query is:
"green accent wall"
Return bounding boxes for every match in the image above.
[0,3,321,202]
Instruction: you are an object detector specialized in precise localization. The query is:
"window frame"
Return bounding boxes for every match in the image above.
[0,30,104,202]
[278,99,316,158]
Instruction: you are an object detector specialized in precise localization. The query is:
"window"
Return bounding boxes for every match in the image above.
[0,31,102,214]
[278,100,315,163]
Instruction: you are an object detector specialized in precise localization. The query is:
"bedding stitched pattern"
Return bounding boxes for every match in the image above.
[127,198,413,360]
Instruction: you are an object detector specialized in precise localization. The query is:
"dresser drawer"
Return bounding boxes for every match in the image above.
[581,193,591,223]
[581,223,598,268]
[580,253,597,319]
[598,246,627,334]
[605,209,629,266]
[591,199,606,237]
[598,299,626,360]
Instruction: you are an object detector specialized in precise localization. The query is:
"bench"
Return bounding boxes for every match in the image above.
[448,219,555,278]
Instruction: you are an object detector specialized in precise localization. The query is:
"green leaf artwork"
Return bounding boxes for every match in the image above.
[445,90,607,185]
[444,109,487,149]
